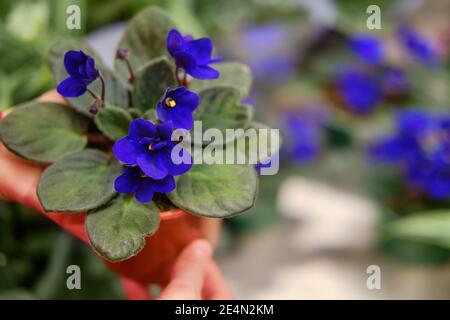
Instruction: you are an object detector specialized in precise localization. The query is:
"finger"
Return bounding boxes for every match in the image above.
[37,90,65,104]
[0,142,89,243]
[121,277,152,300]
[198,218,222,248]
[202,260,233,300]
[0,142,44,209]
[0,89,63,204]
[159,239,212,300]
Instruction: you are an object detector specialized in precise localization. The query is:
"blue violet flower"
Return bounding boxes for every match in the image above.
[282,110,325,163]
[369,110,450,200]
[156,87,199,130]
[57,50,99,98]
[114,166,176,203]
[112,119,192,180]
[349,34,385,65]
[336,68,382,115]
[167,28,221,80]
[397,25,439,68]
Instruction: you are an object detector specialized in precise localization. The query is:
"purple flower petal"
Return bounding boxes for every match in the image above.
[56,77,87,98]
[396,110,429,136]
[167,29,185,56]
[135,181,155,203]
[349,34,384,65]
[85,57,99,80]
[136,152,169,180]
[156,121,174,141]
[368,137,407,163]
[114,168,140,194]
[64,50,87,77]
[162,148,192,176]
[156,102,169,123]
[185,65,220,80]
[397,25,439,68]
[173,51,197,70]
[112,137,145,165]
[337,68,381,114]
[185,38,213,65]
[209,57,222,64]
[150,141,167,151]
[128,119,158,140]
[139,137,157,145]
[172,88,199,111]
[151,175,176,193]
[166,110,194,130]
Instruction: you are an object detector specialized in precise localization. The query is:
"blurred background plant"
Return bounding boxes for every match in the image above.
[1,0,450,299]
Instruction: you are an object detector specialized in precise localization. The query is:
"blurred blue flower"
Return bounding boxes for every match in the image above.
[114,166,175,203]
[382,67,409,96]
[369,110,450,200]
[282,111,324,163]
[57,50,99,98]
[349,34,385,65]
[236,23,295,81]
[167,29,220,79]
[336,68,382,115]
[420,144,450,200]
[397,25,439,68]
[156,87,199,130]
[112,119,192,180]
[369,110,428,163]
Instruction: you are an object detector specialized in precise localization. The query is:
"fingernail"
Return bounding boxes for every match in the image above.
[192,240,212,258]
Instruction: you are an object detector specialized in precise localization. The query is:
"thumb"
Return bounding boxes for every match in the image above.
[159,239,212,300]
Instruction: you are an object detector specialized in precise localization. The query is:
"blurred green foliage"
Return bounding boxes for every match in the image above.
[0,200,124,299]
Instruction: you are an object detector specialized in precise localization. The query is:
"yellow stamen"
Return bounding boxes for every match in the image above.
[148,144,153,151]
[165,97,176,108]
[140,173,147,178]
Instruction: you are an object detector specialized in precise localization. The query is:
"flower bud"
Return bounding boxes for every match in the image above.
[116,48,129,61]
[89,100,100,115]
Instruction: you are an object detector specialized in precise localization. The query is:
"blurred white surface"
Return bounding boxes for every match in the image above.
[278,177,378,252]
[87,23,126,68]
[218,176,450,299]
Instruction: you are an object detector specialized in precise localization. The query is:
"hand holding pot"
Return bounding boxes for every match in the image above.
[0,91,226,299]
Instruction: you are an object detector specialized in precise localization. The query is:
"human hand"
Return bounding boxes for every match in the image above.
[158,239,233,299]
[0,91,89,241]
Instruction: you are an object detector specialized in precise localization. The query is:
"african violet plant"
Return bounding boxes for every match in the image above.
[0,8,275,262]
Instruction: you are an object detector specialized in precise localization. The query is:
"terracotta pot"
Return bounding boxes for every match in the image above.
[42,207,222,299]
[42,208,221,275]
[105,209,221,285]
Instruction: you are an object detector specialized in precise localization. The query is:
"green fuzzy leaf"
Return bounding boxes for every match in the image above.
[133,57,176,112]
[190,62,252,99]
[384,210,450,249]
[94,105,132,141]
[0,102,89,163]
[86,195,160,261]
[168,164,258,218]
[128,108,143,119]
[194,122,282,165]
[232,122,282,164]
[47,38,129,116]
[195,86,251,144]
[37,149,121,212]
[114,7,176,82]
